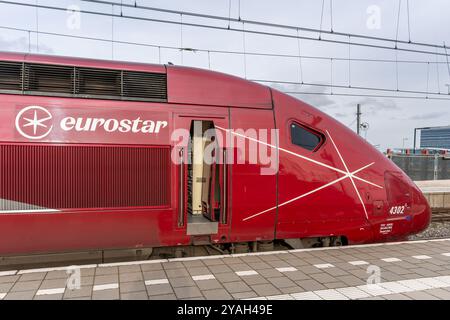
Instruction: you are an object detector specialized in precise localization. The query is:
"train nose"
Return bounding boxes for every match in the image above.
[411,186,432,233]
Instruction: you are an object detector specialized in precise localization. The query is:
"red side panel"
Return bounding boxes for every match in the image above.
[228,108,277,242]
[167,66,272,109]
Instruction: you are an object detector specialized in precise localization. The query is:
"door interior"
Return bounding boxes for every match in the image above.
[175,116,229,236]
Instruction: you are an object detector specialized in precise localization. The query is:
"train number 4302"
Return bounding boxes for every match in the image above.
[389,205,406,215]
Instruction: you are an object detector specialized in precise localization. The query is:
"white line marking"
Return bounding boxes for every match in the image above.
[276,267,297,272]
[417,277,449,288]
[243,174,349,221]
[93,283,119,291]
[337,287,371,299]
[235,270,258,276]
[216,125,383,189]
[379,282,415,293]
[357,284,393,296]
[0,270,17,276]
[290,291,322,300]
[145,279,169,285]
[18,264,97,274]
[442,253,450,257]
[398,279,432,291]
[314,289,349,300]
[326,129,369,220]
[381,257,402,262]
[412,255,432,260]
[0,209,60,214]
[0,293,6,300]
[98,259,167,267]
[348,261,369,266]
[36,288,65,296]
[314,263,335,269]
[266,294,294,300]
[192,274,215,281]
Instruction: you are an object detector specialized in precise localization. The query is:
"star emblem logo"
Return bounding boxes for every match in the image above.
[15,106,53,140]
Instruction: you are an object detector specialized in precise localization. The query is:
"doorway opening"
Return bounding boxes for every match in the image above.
[186,120,221,235]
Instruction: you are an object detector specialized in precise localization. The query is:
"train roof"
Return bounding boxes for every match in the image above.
[0,51,273,109]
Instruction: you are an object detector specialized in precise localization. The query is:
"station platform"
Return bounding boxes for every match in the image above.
[1,239,450,300]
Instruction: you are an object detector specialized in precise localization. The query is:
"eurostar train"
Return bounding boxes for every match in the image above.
[0,52,430,263]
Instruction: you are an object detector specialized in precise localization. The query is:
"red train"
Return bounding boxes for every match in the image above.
[0,52,430,262]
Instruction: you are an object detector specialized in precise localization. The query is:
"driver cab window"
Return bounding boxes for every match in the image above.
[290,123,323,151]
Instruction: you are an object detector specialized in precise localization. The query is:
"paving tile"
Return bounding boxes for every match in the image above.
[4,290,36,300]
[92,288,120,300]
[214,272,241,283]
[323,282,347,289]
[118,265,142,273]
[45,270,69,280]
[95,267,119,275]
[257,268,283,278]
[174,286,203,299]
[228,264,252,272]
[148,293,177,300]
[203,288,233,300]
[120,281,146,293]
[140,263,163,272]
[34,293,63,300]
[39,278,67,290]
[337,275,366,286]
[207,265,233,274]
[146,283,174,296]
[165,268,190,278]
[163,262,185,270]
[296,279,326,291]
[404,291,440,300]
[119,272,143,283]
[251,284,281,296]
[284,271,310,281]
[381,293,412,300]
[310,272,339,284]
[242,275,269,286]
[279,286,305,294]
[0,282,15,293]
[94,274,119,285]
[0,275,20,284]
[188,267,210,276]
[120,291,148,300]
[222,281,252,294]
[11,280,41,292]
[169,277,196,288]
[143,270,167,280]
[196,279,223,291]
[63,286,93,299]
[232,291,258,299]
[425,288,450,299]
[182,260,206,268]
[19,272,47,282]
[267,277,297,288]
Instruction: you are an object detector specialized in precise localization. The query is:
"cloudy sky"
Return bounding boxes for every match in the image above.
[1,0,449,151]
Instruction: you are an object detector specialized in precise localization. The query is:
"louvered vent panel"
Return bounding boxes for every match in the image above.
[123,71,167,100]
[0,62,22,90]
[77,68,121,96]
[24,64,74,93]
[0,144,171,210]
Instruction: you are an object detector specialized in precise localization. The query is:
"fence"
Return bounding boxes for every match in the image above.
[389,154,450,181]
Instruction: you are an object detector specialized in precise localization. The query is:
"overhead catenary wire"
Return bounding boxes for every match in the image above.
[2,0,450,58]
[4,25,449,66]
[79,0,448,52]
[251,79,449,98]
[1,23,448,99]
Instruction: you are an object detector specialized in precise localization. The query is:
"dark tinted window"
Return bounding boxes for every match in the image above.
[290,123,322,151]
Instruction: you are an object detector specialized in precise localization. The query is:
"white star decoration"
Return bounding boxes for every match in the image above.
[215,126,383,222]
[23,111,52,135]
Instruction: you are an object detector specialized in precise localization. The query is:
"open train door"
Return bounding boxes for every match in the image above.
[174,112,230,244]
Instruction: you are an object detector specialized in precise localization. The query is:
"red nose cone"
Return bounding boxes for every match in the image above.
[411,187,432,234]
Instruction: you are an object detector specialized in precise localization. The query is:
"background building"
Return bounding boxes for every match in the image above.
[418,126,450,150]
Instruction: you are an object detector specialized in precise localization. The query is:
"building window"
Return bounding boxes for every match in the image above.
[290,123,323,151]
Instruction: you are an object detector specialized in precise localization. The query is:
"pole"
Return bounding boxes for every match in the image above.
[413,128,417,150]
[356,104,361,136]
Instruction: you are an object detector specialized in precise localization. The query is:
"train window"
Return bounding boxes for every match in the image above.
[290,123,323,151]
